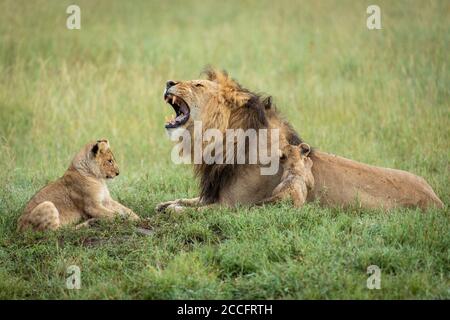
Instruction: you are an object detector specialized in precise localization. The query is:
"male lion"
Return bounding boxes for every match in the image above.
[156,69,444,212]
[17,140,140,232]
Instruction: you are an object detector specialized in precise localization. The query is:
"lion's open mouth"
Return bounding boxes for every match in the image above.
[164,93,190,129]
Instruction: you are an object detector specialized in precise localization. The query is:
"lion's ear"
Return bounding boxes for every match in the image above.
[299,143,311,157]
[262,96,273,110]
[204,67,252,107]
[204,68,239,89]
[217,73,251,107]
[204,67,226,82]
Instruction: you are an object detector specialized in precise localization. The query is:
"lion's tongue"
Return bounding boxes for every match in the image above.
[165,113,187,126]
[172,104,189,124]
[174,113,188,123]
[165,100,189,127]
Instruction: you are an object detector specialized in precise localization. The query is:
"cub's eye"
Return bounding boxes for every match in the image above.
[108,159,113,164]
[195,83,204,88]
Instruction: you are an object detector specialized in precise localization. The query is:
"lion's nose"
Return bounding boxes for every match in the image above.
[166,80,177,89]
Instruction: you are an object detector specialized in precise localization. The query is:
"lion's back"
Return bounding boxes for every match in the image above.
[309,151,444,210]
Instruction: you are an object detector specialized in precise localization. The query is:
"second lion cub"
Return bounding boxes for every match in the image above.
[257,143,314,207]
[17,139,140,232]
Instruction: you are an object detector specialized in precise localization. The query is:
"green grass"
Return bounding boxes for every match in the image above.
[0,0,449,299]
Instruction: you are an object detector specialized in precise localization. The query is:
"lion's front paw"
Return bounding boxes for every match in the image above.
[155,200,180,213]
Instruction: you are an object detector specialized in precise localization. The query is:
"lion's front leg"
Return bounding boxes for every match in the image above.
[155,197,201,213]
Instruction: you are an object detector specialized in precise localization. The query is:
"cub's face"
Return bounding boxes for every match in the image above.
[281,143,314,189]
[163,79,219,132]
[91,140,119,179]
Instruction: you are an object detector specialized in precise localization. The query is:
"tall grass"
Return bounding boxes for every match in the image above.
[0,0,448,299]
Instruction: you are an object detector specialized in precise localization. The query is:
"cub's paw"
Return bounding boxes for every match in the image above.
[165,203,187,214]
[155,200,181,213]
[124,211,141,222]
[75,218,100,229]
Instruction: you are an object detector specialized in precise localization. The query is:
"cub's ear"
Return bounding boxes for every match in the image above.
[278,149,286,160]
[299,143,311,157]
[91,142,99,156]
[91,139,109,156]
[97,138,109,144]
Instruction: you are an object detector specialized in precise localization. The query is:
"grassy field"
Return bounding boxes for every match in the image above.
[0,0,449,299]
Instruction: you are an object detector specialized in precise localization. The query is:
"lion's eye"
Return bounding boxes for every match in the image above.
[195,83,204,88]
[108,160,113,164]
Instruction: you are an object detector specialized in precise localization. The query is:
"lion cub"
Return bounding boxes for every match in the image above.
[17,140,140,232]
[258,143,314,207]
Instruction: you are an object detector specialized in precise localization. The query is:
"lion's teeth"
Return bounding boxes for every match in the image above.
[172,96,176,104]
